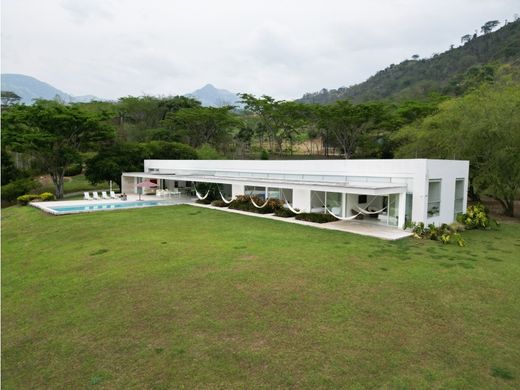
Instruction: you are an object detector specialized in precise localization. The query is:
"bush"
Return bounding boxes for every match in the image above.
[457,204,492,229]
[39,192,55,201]
[295,212,338,223]
[16,194,41,205]
[229,195,283,214]
[196,198,212,205]
[274,207,298,218]
[408,221,465,246]
[1,178,39,202]
[211,200,228,207]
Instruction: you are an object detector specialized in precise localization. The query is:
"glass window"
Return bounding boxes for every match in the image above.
[427,180,441,217]
[326,192,342,216]
[454,179,465,218]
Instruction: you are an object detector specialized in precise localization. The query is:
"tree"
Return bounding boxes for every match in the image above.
[412,54,420,60]
[161,106,239,149]
[85,143,147,190]
[2,100,114,198]
[316,101,390,158]
[394,71,520,216]
[481,20,500,34]
[1,91,21,107]
[461,34,472,44]
[85,141,197,189]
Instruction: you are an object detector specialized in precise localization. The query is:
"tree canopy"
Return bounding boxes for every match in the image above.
[2,100,114,198]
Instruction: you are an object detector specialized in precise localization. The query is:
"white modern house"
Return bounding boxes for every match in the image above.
[122,159,469,230]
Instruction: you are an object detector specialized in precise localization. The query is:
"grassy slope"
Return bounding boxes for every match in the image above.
[38,174,115,197]
[2,205,520,388]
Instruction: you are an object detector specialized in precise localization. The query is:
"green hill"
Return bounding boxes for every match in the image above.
[299,19,520,104]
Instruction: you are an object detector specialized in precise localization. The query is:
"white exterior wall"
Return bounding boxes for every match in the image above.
[131,159,469,227]
[293,189,311,211]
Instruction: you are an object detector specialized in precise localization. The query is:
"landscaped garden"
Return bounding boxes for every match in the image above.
[2,205,520,388]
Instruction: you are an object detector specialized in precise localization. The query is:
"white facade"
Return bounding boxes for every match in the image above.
[122,159,469,229]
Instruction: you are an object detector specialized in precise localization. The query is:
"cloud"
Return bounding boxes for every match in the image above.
[1,0,518,100]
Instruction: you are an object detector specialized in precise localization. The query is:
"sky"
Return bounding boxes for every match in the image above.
[1,0,518,100]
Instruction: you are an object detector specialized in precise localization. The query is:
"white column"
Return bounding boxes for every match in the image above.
[232,184,245,198]
[398,191,407,229]
[341,193,347,218]
[293,188,311,212]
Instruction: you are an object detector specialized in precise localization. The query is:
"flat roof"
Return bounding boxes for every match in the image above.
[122,172,407,195]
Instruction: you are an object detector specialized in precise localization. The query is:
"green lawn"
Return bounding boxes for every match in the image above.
[2,205,520,388]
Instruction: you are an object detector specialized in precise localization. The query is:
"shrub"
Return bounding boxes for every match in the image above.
[1,178,39,202]
[228,195,283,214]
[457,204,492,229]
[408,221,465,246]
[39,192,55,201]
[295,212,338,224]
[16,194,41,205]
[274,207,298,218]
[211,199,228,207]
[196,198,212,205]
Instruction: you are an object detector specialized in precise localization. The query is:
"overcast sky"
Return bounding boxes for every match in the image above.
[1,0,518,100]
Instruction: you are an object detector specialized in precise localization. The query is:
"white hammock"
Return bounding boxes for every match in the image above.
[250,196,270,209]
[217,185,233,204]
[281,191,304,214]
[313,192,384,221]
[353,204,387,215]
[194,185,211,200]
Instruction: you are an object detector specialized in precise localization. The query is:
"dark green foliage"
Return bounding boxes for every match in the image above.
[63,162,83,177]
[491,367,514,380]
[2,100,114,199]
[295,212,339,223]
[85,143,147,190]
[298,20,520,104]
[274,207,298,218]
[1,178,39,202]
[1,150,27,185]
[260,149,269,160]
[146,141,198,160]
[210,200,229,207]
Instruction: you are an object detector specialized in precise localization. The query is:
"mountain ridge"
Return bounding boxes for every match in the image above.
[298,19,520,104]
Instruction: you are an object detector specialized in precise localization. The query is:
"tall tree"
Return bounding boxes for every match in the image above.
[161,106,239,149]
[1,91,21,107]
[317,101,389,158]
[481,20,500,34]
[2,100,114,198]
[394,71,520,216]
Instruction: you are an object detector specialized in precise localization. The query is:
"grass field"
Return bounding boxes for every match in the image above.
[38,174,116,198]
[2,205,520,388]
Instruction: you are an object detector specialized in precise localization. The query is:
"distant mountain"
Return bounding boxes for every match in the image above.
[186,84,242,107]
[0,74,101,104]
[298,19,520,104]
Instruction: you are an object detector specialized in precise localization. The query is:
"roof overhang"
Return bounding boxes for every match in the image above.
[122,172,406,195]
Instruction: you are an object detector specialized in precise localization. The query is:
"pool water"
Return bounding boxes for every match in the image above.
[42,200,174,215]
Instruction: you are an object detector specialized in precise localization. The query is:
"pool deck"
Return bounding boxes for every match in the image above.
[32,194,412,240]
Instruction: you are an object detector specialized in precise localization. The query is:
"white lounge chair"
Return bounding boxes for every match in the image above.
[84,192,92,201]
[92,192,100,200]
[101,191,109,199]
[110,191,117,199]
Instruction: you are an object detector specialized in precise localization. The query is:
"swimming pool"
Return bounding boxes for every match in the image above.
[35,200,176,215]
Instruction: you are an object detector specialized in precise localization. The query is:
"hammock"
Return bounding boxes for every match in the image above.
[281,190,304,214]
[194,183,211,200]
[312,192,382,221]
[353,204,387,215]
[251,196,270,209]
[217,185,233,204]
